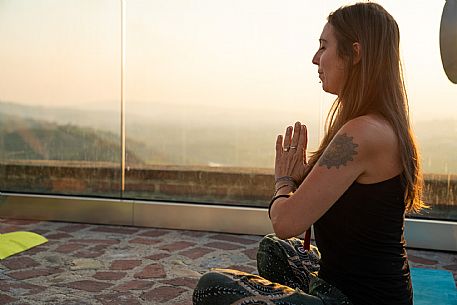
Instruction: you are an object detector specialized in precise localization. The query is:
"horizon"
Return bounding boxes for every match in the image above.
[1,99,456,174]
[2,99,457,125]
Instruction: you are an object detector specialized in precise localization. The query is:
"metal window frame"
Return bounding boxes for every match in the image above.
[0,192,456,252]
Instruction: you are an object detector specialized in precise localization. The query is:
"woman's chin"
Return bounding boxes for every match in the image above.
[321,85,338,96]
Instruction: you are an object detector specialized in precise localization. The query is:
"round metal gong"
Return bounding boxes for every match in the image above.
[440,0,457,84]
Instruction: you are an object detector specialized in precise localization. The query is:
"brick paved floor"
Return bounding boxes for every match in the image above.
[0,218,456,305]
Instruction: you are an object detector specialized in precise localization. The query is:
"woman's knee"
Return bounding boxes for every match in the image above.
[193,269,251,305]
[257,233,296,262]
[193,272,231,305]
[257,233,281,257]
[257,233,290,277]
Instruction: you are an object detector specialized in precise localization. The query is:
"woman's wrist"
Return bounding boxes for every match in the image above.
[275,176,298,187]
[270,177,297,219]
[274,176,297,196]
[274,184,296,196]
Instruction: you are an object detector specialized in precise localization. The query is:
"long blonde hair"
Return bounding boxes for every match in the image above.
[306,2,424,212]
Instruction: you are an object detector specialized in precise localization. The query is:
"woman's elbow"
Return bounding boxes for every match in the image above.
[273,230,292,240]
[271,217,295,240]
[271,216,309,240]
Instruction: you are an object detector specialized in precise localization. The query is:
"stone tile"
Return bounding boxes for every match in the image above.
[128,237,160,245]
[88,244,111,251]
[408,254,439,265]
[204,241,243,250]
[138,229,171,238]
[45,232,74,239]
[57,224,90,232]
[30,229,50,235]
[90,226,140,235]
[444,264,457,271]
[93,271,127,281]
[110,260,142,270]
[70,239,120,245]
[40,295,92,305]
[160,241,196,252]
[145,253,170,261]
[96,292,142,305]
[160,277,198,289]
[60,280,112,292]
[55,243,86,253]
[0,226,22,233]
[114,280,155,291]
[243,248,258,260]
[0,293,17,304]
[73,250,104,258]
[134,263,166,279]
[180,231,208,238]
[7,268,63,280]
[209,234,259,245]
[179,247,214,259]
[70,258,103,271]
[141,286,187,302]
[25,244,49,255]
[0,281,46,295]
[248,261,258,268]
[1,257,39,270]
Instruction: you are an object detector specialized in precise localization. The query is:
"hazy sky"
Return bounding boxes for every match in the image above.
[0,0,455,122]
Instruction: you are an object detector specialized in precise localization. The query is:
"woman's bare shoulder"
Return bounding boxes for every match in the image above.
[342,114,396,147]
[342,115,401,182]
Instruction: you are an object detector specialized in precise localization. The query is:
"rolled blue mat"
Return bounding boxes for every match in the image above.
[411,268,457,305]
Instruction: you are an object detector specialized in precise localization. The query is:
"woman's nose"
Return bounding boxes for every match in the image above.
[312,52,319,65]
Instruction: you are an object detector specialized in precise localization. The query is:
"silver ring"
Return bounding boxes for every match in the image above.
[283,147,290,152]
[290,146,297,149]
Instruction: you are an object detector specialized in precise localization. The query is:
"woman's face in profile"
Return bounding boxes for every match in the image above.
[312,23,346,95]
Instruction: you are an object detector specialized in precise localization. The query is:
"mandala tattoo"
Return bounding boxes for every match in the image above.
[319,133,359,169]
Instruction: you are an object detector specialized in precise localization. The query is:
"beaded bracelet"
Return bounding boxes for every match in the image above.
[268,194,291,219]
[275,176,298,191]
[273,183,296,196]
[275,176,298,186]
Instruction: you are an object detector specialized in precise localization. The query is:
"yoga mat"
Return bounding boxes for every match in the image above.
[0,231,48,260]
[411,267,457,305]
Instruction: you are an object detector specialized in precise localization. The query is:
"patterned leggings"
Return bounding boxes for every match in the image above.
[193,234,353,305]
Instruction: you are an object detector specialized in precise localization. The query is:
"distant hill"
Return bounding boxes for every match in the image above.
[0,100,311,168]
[0,101,120,133]
[0,113,143,164]
[0,101,455,174]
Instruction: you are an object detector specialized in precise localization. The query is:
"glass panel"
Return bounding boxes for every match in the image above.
[1,0,454,221]
[374,1,457,221]
[124,0,325,206]
[0,0,122,197]
[125,0,457,219]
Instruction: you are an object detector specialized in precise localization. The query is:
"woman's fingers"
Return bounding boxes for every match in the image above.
[276,135,283,159]
[275,123,308,181]
[290,121,301,149]
[283,126,293,151]
[298,124,308,165]
[297,124,308,151]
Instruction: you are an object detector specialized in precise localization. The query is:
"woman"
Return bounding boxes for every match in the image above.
[193,2,425,305]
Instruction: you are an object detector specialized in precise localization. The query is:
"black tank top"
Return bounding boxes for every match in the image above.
[314,175,413,305]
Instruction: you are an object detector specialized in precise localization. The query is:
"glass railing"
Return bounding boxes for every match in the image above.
[0,0,122,197]
[0,0,455,222]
